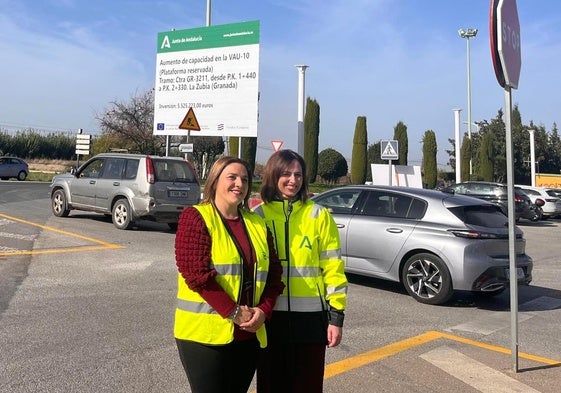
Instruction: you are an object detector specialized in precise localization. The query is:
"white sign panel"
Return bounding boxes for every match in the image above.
[371,164,422,188]
[153,21,260,137]
[75,134,91,155]
[179,143,194,153]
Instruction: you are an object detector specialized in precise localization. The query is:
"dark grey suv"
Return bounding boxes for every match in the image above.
[442,181,534,221]
[50,153,200,230]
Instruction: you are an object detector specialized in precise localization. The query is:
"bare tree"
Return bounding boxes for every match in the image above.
[96,89,165,155]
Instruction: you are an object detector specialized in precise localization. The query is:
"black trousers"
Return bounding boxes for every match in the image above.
[256,341,326,393]
[176,338,259,393]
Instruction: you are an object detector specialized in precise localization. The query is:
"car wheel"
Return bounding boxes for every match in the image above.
[17,171,27,181]
[401,253,453,305]
[51,189,70,217]
[168,222,178,231]
[112,199,133,230]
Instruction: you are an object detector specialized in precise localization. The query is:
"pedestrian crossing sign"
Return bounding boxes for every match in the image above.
[381,140,399,160]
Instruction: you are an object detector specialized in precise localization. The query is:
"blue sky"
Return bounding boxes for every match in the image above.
[1,0,560,168]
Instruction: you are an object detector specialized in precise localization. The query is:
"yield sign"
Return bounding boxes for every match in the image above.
[271,140,283,152]
[381,140,399,160]
[179,107,201,131]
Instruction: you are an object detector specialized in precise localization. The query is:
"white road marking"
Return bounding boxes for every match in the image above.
[0,246,19,252]
[446,296,561,335]
[0,231,37,241]
[420,345,541,393]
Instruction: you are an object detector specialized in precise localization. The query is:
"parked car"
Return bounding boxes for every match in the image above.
[311,185,533,305]
[442,181,534,221]
[50,153,200,230]
[515,187,542,222]
[515,185,561,219]
[0,156,29,181]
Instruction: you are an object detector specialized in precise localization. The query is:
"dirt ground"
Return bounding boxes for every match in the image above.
[27,159,75,173]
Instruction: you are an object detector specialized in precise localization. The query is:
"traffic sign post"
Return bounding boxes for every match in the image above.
[178,108,201,161]
[381,140,399,186]
[490,0,521,372]
[75,132,91,168]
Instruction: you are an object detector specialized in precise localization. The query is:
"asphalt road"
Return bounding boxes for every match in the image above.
[1,182,560,392]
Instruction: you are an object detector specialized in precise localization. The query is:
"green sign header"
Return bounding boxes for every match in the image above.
[157,20,260,53]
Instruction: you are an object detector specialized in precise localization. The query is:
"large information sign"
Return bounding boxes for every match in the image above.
[153,20,260,137]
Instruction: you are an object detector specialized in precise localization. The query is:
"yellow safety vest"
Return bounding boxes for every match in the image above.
[174,203,270,347]
[253,200,347,312]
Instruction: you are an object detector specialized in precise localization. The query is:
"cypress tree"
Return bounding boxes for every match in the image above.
[304,97,320,183]
[461,135,471,182]
[422,130,437,189]
[351,116,368,184]
[479,132,494,181]
[366,141,383,182]
[241,137,257,174]
[393,121,408,166]
[228,137,239,158]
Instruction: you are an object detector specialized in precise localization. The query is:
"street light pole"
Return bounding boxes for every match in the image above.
[453,108,462,183]
[295,65,309,157]
[529,129,536,187]
[459,28,478,178]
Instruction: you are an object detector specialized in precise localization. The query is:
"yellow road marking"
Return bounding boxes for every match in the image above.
[248,330,560,393]
[436,330,561,366]
[0,213,124,256]
[325,330,561,379]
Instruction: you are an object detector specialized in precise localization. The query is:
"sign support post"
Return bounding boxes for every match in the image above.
[178,107,201,162]
[381,140,399,186]
[491,0,522,372]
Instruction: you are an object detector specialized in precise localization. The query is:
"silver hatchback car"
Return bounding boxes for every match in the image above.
[0,156,29,181]
[50,153,200,230]
[312,185,533,305]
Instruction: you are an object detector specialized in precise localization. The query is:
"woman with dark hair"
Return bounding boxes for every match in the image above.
[174,156,285,393]
[253,150,348,393]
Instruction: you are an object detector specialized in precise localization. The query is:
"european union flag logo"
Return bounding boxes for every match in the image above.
[157,123,165,130]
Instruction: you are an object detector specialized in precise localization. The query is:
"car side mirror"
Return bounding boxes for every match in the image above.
[70,167,77,175]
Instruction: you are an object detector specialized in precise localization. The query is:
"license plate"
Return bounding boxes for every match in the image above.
[505,268,525,280]
[168,190,189,198]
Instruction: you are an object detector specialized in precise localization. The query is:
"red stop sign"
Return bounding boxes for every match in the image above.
[490,0,521,89]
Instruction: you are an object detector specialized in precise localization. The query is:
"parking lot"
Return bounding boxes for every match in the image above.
[1,182,561,392]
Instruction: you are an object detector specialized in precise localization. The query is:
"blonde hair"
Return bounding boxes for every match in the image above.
[202,156,253,209]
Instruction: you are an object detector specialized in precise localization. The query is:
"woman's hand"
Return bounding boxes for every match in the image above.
[232,305,253,325]
[238,306,266,333]
[327,325,343,348]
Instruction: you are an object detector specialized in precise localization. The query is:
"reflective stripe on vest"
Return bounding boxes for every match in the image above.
[274,295,325,312]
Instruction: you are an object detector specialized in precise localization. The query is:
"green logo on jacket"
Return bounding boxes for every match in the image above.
[299,236,312,250]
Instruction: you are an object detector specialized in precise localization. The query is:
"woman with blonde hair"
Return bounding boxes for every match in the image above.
[174,156,284,393]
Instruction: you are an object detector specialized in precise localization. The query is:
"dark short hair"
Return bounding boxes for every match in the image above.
[202,156,253,209]
[260,150,308,203]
